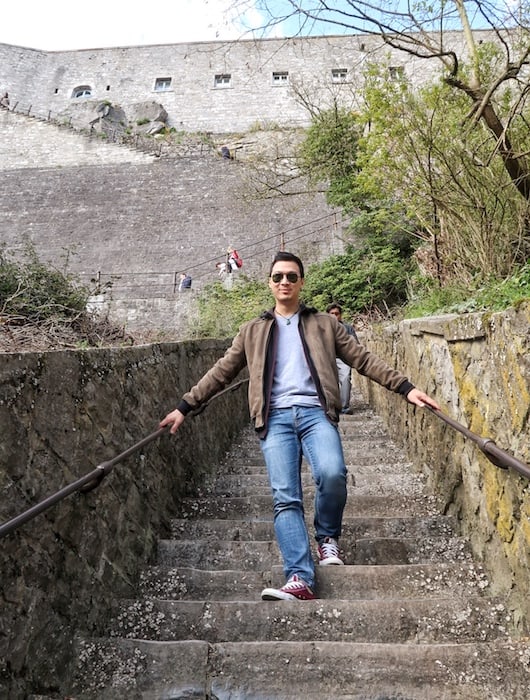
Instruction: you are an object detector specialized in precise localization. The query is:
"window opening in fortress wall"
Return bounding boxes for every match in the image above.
[72,86,92,98]
[388,66,405,81]
[332,68,348,82]
[214,73,231,88]
[154,77,172,92]
[272,71,289,86]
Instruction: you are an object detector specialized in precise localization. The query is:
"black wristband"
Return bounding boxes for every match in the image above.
[397,380,415,396]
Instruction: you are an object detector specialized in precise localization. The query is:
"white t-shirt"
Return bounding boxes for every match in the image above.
[270,312,320,409]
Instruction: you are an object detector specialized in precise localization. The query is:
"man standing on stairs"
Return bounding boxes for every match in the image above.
[160,251,440,601]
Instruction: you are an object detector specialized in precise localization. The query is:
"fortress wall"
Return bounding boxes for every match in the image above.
[0,29,494,332]
[0,111,341,330]
[0,151,337,281]
[0,43,47,107]
[0,31,489,134]
[354,307,530,628]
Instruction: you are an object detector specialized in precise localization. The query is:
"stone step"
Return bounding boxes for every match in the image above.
[343,449,405,462]
[109,596,511,644]
[215,463,268,475]
[171,517,274,540]
[68,401,530,699]
[139,562,490,601]
[207,640,530,700]
[178,493,439,519]
[338,410,382,423]
[170,514,459,541]
[139,567,268,600]
[70,638,530,699]
[227,442,400,468]
[204,472,293,492]
[156,535,471,569]
[223,450,410,474]
[226,457,267,468]
[340,433,391,444]
[203,467,423,495]
[218,411,382,449]
[354,535,473,565]
[203,470,425,501]
[340,428,393,441]
[157,538,280,570]
[341,445,409,464]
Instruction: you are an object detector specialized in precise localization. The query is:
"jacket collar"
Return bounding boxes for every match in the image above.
[260,303,317,321]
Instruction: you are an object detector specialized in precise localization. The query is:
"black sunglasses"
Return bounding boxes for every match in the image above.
[271,272,300,283]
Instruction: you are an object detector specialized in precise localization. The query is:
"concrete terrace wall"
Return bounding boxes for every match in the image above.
[0,31,489,134]
[0,340,249,697]
[0,109,155,169]
[354,304,530,630]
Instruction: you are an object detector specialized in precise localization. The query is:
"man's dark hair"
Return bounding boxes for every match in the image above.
[269,251,305,278]
[326,302,342,314]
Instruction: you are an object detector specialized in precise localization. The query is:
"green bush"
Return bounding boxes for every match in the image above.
[0,247,89,322]
[406,264,530,317]
[193,277,272,338]
[192,244,412,337]
[0,246,134,350]
[302,246,412,317]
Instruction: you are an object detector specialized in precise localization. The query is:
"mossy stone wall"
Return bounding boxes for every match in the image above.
[354,303,530,631]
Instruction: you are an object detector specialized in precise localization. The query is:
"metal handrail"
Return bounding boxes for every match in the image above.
[4,384,526,539]
[0,379,249,539]
[425,405,530,479]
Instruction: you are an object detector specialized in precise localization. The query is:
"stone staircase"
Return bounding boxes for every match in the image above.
[70,391,530,699]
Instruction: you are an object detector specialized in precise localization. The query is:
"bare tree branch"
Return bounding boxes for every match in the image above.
[232,1,530,201]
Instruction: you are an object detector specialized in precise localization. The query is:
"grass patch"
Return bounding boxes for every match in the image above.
[405,264,530,318]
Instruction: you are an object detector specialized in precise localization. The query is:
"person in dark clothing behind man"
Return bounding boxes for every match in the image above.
[178,273,192,292]
[326,302,358,414]
[160,251,440,601]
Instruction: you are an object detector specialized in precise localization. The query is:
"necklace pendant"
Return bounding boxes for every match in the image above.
[286,319,291,325]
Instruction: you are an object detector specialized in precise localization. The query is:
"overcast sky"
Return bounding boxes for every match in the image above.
[0,0,282,51]
[1,1,513,51]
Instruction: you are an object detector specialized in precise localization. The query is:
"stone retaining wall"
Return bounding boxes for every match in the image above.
[0,340,249,697]
[353,303,530,630]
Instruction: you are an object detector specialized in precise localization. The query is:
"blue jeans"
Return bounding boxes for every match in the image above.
[260,406,348,589]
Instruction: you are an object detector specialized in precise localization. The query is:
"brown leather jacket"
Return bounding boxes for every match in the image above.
[178,305,414,435]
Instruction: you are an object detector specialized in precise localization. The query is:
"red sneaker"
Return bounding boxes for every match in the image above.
[318,537,344,566]
[261,574,317,601]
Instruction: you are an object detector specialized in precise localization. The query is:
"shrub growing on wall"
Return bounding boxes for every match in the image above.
[0,245,130,350]
[0,246,88,322]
